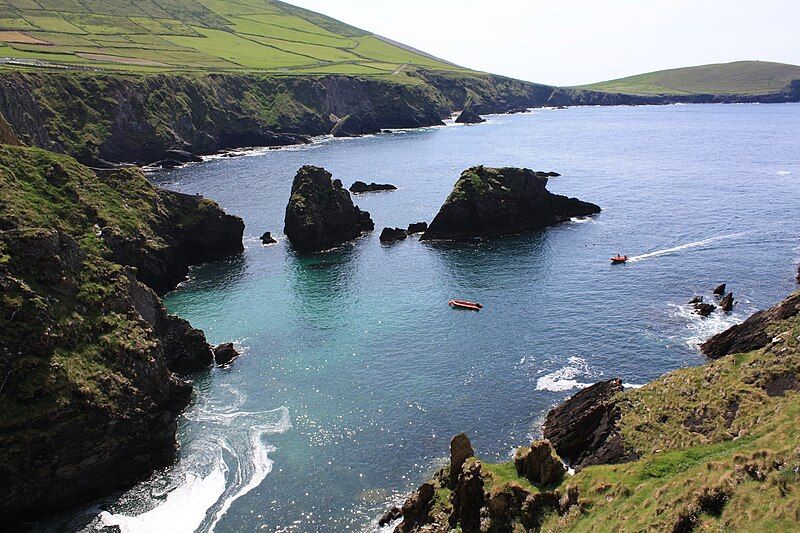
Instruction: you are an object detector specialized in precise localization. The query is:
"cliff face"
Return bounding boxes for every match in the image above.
[0,145,243,523]
[421,166,601,241]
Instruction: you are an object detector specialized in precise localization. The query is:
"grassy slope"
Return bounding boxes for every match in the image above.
[460,294,800,531]
[0,0,463,74]
[579,60,800,96]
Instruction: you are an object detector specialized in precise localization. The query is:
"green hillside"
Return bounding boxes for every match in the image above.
[0,0,462,74]
[579,60,800,96]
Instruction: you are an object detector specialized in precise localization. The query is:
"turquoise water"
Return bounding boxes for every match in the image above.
[98,104,799,532]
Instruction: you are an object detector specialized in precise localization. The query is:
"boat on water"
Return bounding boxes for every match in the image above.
[611,255,629,264]
[449,299,483,311]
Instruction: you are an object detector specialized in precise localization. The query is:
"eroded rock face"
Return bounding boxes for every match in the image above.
[543,379,635,469]
[407,222,428,234]
[449,459,485,533]
[395,482,435,533]
[0,229,194,522]
[720,293,735,313]
[421,166,601,241]
[701,292,800,358]
[331,113,380,137]
[284,166,374,253]
[513,440,566,487]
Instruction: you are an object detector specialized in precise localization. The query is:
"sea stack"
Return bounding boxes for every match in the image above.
[455,107,486,124]
[421,166,601,241]
[284,166,374,253]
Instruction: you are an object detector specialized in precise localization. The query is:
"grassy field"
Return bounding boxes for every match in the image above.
[0,0,462,74]
[580,60,800,96]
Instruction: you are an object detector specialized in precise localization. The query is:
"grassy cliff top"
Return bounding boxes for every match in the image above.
[579,60,800,96]
[0,0,463,74]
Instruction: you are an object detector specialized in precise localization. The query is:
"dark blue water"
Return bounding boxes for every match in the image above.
[98,104,799,532]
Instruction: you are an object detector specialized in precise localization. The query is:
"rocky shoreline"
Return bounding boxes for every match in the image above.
[0,145,244,524]
[1,69,797,168]
[387,282,800,531]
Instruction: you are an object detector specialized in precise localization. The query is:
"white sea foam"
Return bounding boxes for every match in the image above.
[569,216,593,224]
[668,302,745,350]
[777,170,792,176]
[536,356,593,392]
[97,387,291,533]
[627,232,748,263]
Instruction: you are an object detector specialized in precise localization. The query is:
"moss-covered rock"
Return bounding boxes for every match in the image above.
[284,166,374,253]
[421,166,601,241]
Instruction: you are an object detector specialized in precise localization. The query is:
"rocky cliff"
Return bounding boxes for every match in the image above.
[390,289,800,531]
[0,145,243,523]
[284,165,374,253]
[421,166,601,241]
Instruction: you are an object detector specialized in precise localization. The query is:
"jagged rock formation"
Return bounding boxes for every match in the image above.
[455,107,486,124]
[421,166,601,241]
[695,302,717,317]
[349,181,397,193]
[260,232,277,245]
[0,145,243,522]
[284,166,374,253]
[701,292,800,358]
[543,379,635,469]
[720,293,735,313]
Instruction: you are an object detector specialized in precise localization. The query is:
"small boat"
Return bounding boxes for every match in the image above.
[449,299,483,311]
[611,255,629,264]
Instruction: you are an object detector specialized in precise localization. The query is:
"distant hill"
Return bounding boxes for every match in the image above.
[579,60,800,97]
[0,0,463,74]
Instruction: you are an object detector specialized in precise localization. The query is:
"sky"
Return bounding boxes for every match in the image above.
[285,0,800,86]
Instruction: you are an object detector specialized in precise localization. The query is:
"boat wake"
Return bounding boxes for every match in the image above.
[97,385,290,533]
[627,232,749,263]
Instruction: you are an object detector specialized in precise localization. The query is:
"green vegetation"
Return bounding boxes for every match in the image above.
[0,0,462,74]
[580,60,800,96]
[450,294,800,531]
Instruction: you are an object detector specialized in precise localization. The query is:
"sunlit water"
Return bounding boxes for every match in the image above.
[59,104,800,532]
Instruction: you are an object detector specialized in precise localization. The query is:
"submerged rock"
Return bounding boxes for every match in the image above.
[284,166,374,253]
[421,166,601,241]
[380,227,408,243]
[702,292,800,358]
[213,343,240,366]
[543,379,634,469]
[407,222,428,234]
[350,181,397,194]
[513,440,566,487]
[331,113,380,137]
[455,107,486,124]
[260,232,277,245]
[689,296,704,305]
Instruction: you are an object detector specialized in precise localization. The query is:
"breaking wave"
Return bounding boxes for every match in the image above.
[536,356,594,392]
[97,385,290,533]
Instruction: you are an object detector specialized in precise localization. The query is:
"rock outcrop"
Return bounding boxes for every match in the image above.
[331,113,381,137]
[543,379,636,469]
[720,293,735,313]
[695,302,717,317]
[449,433,475,485]
[284,166,374,253]
[421,166,601,241]
[349,181,397,194]
[455,107,486,124]
[714,283,727,296]
[701,292,800,358]
[213,343,240,367]
[513,440,566,487]
[380,227,408,243]
[261,232,277,245]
